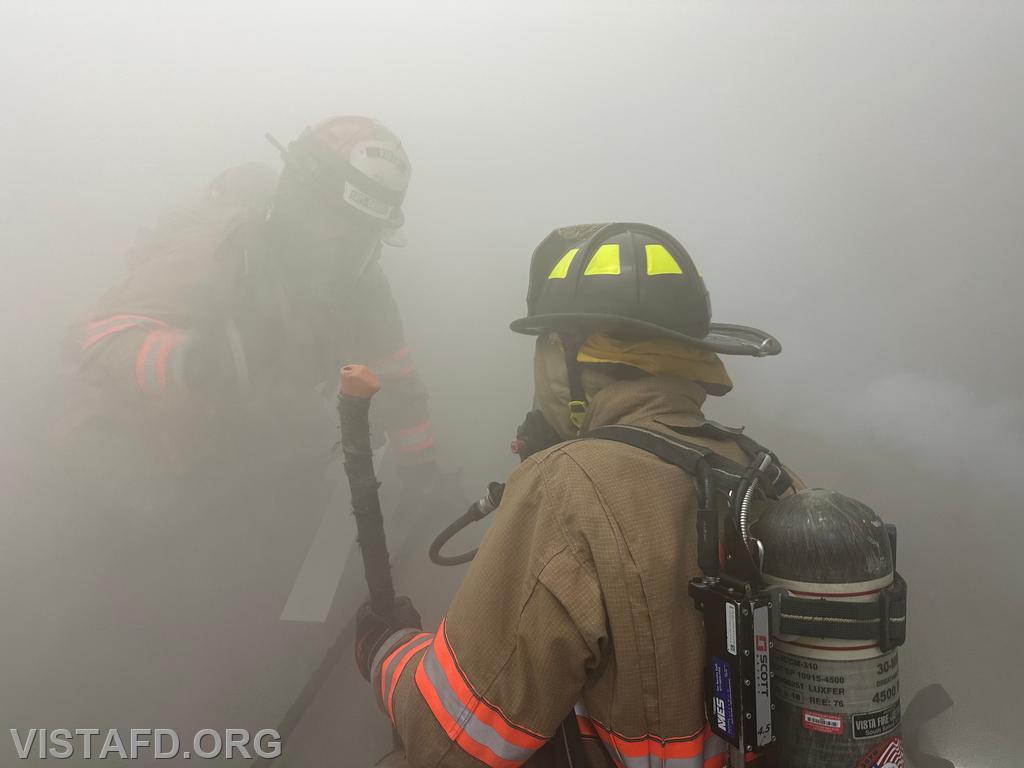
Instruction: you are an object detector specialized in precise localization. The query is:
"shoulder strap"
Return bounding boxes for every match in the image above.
[664,422,793,498]
[586,424,793,498]
[670,421,777,466]
[586,424,747,495]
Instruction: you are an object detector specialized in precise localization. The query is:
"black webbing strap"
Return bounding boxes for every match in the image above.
[777,573,908,651]
[586,424,756,497]
[554,711,588,768]
[669,422,793,499]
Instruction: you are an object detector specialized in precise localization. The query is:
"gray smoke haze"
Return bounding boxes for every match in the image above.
[2,2,1022,767]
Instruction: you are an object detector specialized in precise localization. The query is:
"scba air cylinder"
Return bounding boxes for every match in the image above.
[752,490,907,768]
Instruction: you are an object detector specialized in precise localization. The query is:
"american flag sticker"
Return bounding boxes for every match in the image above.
[859,736,905,768]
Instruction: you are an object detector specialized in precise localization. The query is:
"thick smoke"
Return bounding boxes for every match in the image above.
[2,2,1022,767]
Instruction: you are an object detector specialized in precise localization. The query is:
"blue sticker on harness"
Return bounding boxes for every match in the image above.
[711,656,736,738]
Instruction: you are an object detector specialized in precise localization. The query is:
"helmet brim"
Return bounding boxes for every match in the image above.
[509,313,781,357]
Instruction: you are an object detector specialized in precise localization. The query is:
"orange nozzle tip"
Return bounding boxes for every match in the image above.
[339,365,380,398]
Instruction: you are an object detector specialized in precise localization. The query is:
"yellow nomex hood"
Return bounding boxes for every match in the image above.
[577,332,733,396]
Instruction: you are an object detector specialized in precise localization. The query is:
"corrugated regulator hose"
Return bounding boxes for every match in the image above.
[429,482,505,566]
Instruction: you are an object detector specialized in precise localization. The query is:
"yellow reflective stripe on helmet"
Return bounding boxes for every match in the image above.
[583,243,621,275]
[548,248,579,279]
[645,243,683,275]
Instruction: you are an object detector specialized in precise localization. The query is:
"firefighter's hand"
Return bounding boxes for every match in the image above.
[354,597,422,682]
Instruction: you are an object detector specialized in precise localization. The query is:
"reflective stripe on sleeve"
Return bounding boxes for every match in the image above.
[134,328,187,395]
[376,632,433,722]
[82,313,168,351]
[368,345,416,380]
[413,618,546,768]
[573,702,726,768]
[390,420,435,455]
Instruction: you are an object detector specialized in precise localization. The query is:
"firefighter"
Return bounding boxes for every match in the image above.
[48,116,455,763]
[355,222,795,767]
[54,115,446,513]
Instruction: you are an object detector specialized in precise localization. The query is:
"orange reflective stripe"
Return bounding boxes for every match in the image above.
[82,314,167,350]
[378,632,426,706]
[86,313,165,332]
[397,436,435,454]
[597,729,704,760]
[384,362,416,380]
[574,704,718,768]
[368,346,416,380]
[154,329,185,388]
[392,420,435,455]
[414,661,520,768]
[135,331,164,393]
[413,618,545,767]
[393,420,431,439]
[576,714,598,738]
[385,635,432,723]
[431,620,546,749]
[134,328,186,395]
[83,322,142,350]
[368,345,410,367]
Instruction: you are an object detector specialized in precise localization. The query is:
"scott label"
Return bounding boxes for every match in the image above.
[753,605,773,746]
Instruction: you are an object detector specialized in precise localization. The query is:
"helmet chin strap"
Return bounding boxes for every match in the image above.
[560,333,588,433]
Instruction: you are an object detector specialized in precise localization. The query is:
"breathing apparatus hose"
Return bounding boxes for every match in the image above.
[429,482,504,566]
[734,452,772,555]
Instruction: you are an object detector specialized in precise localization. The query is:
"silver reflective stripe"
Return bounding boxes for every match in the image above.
[135,329,190,394]
[703,732,729,763]
[608,749,705,768]
[371,629,424,703]
[574,701,717,768]
[138,331,166,393]
[421,647,534,764]
[379,633,431,712]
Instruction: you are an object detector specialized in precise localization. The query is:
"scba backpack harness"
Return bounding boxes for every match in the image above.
[570,424,908,768]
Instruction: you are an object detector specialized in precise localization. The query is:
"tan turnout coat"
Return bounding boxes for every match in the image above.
[372,376,792,768]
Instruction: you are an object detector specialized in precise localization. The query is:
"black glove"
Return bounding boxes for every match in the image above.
[355,596,422,682]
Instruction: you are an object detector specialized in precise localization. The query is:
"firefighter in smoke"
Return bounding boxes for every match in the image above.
[54,115,445,508]
[354,223,802,767]
[48,116,456,762]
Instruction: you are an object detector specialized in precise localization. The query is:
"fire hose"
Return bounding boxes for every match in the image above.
[252,364,395,766]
